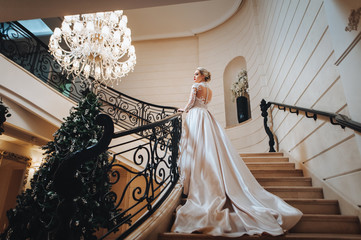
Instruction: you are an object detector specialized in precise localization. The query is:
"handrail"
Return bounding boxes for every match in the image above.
[260,99,361,152]
[95,83,177,130]
[0,21,177,131]
[100,112,182,239]
[0,21,88,102]
[50,111,182,240]
[1,21,183,240]
[113,112,182,138]
[96,83,177,112]
[52,114,114,239]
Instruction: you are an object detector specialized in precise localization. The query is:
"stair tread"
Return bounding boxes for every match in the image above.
[242,156,289,159]
[300,214,359,220]
[265,186,322,190]
[257,177,311,180]
[243,157,289,161]
[251,169,304,177]
[159,233,361,239]
[257,177,312,185]
[251,169,302,172]
[285,233,361,239]
[246,162,294,165]
[162,152,360,239]
[284,198,338,204]
[180,198,338,204]
[240,152,284,157]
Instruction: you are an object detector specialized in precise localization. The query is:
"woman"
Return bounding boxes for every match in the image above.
[171,67,302,237]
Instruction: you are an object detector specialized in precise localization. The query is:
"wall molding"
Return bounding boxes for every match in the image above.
[0,150,32,189]
[0,150,31,164]
[335,31,361,66]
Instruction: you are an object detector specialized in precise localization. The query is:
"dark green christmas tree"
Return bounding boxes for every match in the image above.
[1,91,118,240]
[0,98,11,135]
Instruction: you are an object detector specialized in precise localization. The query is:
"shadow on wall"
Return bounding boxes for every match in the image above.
[223,56,251,127]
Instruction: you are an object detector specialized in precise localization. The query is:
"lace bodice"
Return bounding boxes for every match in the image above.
[183,82,211,112]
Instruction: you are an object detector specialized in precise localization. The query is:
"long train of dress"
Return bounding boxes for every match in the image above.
[171,85,302,237]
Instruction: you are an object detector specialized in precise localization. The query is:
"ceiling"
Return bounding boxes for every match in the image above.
[1,0,242,41]
[0,0,242,149]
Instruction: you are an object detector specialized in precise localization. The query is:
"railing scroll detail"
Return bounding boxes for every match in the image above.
[1,20,183,240]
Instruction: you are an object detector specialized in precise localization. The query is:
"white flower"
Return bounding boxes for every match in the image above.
[231,70,249,102]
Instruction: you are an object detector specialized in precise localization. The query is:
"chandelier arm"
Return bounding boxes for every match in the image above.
[49,10,136,86]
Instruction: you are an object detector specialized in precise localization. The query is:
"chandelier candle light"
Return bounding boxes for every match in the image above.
[49,10,136,86]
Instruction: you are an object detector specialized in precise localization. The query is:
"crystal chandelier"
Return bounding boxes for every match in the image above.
[49,10,136,86]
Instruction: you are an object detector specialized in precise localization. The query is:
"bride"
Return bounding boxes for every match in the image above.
[171,67,302,237]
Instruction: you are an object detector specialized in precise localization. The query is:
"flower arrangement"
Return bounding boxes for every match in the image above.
[231,69,249,102]
[0,98,11,135]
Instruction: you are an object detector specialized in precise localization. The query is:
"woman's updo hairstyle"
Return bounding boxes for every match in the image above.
[197,67,211,82]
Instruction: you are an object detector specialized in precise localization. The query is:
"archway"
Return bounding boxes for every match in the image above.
[223,56,251,127]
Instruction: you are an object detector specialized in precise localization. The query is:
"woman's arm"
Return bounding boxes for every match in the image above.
[178,84,198,113]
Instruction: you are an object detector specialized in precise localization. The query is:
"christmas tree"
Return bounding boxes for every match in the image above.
[0,98,11,135]
[1,91,118,240]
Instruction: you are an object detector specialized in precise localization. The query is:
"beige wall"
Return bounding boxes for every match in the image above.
[112,37,199,110]
[198,0,268,152]
[0,54,75,128]
[109,0,269,153]
[0,54,73,201]
[1,0,361,221]
[254,0,361,216]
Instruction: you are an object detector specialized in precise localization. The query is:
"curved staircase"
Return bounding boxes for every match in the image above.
[159,152,361,240]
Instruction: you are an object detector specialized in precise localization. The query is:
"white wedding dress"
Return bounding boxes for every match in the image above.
[171,82,302,237]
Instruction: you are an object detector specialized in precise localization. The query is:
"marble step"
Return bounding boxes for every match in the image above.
[164,214,361,237]
[264,187,324,199]
[256,177,312,187]
[242,156,289,162]
[291,214,361,234]
[179,198,339,215]
[284,199,340,215]
[240,152,284,157]
[159,233,361,240]
[246,162,295,170]
[251,169,303,178]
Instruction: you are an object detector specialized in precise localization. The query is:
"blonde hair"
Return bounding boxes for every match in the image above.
[197,67,211,82]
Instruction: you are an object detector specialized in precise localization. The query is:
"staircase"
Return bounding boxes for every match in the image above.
[159,152,361,240]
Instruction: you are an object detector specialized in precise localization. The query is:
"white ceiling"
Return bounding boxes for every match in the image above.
[0,0,243,149]
[2,0,242,41]
[125,0,242,41]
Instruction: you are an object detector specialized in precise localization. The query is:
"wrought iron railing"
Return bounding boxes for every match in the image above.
[0,21,89,102]
[1,21,183,239]
[0,21,178,131]
[101,112,182,239]
[53,112,182,239]
[260,99,361,152]
[95,84,177,130]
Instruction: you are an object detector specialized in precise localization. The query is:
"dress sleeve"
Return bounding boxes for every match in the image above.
[183,84,198,113]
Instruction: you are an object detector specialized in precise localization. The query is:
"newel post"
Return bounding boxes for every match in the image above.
[260,99,275,152]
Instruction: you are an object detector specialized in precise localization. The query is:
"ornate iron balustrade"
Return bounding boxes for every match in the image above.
[53,112,182,240]
[260,99,361,152]
[0,21,89,102]
[95,84,177,130]
[0,21,177,131]
[0,22,182,239]
[1,20,183,239]
[101,112,182,239]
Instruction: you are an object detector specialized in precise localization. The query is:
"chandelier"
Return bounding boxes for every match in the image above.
[49,10,136,86]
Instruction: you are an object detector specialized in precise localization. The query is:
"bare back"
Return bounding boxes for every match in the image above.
[196,84,213,104]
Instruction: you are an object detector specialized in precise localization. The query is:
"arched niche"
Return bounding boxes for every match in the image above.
[223,56,251,127]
